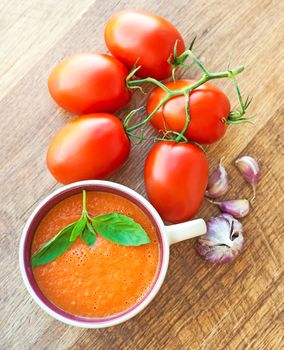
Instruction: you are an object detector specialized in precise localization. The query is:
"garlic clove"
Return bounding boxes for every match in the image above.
[196,214,244,264]
[206,158,229,198]
[210,199,250,218]
[235,156,260,201]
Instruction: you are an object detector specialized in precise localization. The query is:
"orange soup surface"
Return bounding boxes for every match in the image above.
[32,191,160,317]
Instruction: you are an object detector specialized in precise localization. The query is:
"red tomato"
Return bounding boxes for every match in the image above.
[47,113,130,184]
[147,80,231,144]
[144,142,208,223]
[104,10,185,80]
[48,53,131,114]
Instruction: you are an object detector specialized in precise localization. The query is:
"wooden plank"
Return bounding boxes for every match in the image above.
[0,0,283,349]
[0,0,95,99]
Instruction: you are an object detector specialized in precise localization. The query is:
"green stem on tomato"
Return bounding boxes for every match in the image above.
[124,94,172,132]
[175,92,190,142]
[172,48,251,125]
[125,43,251,142]
[127,76,173,94]
[175,49,210,76]
[125,64,244,139]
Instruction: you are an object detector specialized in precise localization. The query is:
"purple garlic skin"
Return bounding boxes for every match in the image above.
[206,159,229,198]
[235,156,260,200]
[196,214,244,264]
[215,199,250,218]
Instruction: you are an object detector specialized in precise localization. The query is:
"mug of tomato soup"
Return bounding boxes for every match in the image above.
[19,181,206,328]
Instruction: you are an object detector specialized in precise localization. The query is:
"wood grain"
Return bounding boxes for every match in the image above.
[0,0,283,349]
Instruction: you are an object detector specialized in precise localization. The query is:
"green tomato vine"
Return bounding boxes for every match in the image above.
[123,40,253,143]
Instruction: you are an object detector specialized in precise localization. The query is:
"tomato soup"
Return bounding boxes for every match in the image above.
[31,191,160,317]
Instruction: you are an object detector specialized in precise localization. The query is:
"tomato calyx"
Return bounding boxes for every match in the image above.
[169,37,197,81]
[155,132,206,153]
[227,77,254,125]
[124,46,251,142]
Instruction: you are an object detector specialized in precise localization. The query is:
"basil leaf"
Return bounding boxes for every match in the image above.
[92,213,151,246]
[31,222,76,268]
[81,221,97,247]
[70,217,87,242]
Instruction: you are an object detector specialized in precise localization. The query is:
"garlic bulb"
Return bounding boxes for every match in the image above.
[235,156,260,200]
[196,214,244,264]
[206,159,229,198]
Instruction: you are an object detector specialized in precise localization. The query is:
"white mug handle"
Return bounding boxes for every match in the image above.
[165,218,207,245]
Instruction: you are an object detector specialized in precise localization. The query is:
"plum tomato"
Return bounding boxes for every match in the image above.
[144,141,208,223]
[48,53,131,114]
[104,10,185,80]
[147,80,231,144]
[47,113,130,184]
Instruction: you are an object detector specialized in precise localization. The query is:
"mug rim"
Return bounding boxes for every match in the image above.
[19,180,170,328]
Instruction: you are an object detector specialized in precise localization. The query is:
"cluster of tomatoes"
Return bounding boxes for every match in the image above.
[47,10,238,224]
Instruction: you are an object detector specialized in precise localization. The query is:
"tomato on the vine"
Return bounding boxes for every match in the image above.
[104,10,185,80]
[47,113,130,184]
[147,80,231,144]
[48,53,131,114]
[144,141,208,223]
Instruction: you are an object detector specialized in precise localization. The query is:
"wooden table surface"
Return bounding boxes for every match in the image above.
[1,0,283,349]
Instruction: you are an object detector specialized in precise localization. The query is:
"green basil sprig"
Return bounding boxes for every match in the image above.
[31,191,151,267]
